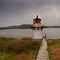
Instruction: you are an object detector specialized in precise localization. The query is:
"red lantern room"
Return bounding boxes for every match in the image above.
[33,15,41,27]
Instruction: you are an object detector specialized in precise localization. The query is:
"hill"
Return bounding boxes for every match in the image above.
[0,24,60,30]
[0,24,33,30]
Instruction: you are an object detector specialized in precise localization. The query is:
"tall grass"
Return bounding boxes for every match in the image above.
[47,39,60,60]
[0,37,42,60]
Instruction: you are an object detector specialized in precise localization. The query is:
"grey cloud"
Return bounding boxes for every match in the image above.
[0,0,60,27]
[0,0,60,13]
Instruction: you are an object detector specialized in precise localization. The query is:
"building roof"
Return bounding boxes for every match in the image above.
[33,15,41,20]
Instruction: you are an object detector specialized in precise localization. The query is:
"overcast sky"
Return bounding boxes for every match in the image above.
[0,0,60,27]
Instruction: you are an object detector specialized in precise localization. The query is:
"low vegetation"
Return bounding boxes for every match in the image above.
[47,39,60,60]
[0,24,33,30]
[0,37,42,60]
[0,24,60,30]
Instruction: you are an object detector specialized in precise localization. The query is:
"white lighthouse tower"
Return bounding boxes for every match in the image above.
[32,15,43,39]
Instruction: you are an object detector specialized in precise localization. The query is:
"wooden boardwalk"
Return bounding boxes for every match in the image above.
[36,39,49,60]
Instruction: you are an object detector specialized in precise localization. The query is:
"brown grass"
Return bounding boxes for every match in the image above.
[47,39,60,60]
[0,37,42,60]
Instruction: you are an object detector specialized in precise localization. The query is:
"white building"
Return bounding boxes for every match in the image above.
[32,15,43,39]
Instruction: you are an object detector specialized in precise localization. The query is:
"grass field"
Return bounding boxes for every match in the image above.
[0,37,42,60]
[47,39,60,60]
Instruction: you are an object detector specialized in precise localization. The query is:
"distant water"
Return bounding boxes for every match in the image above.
[0,29,32,39]
[0,28,60,39]
[43,28,60,39]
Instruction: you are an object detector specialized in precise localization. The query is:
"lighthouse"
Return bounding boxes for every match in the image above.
[32,15,43,39]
